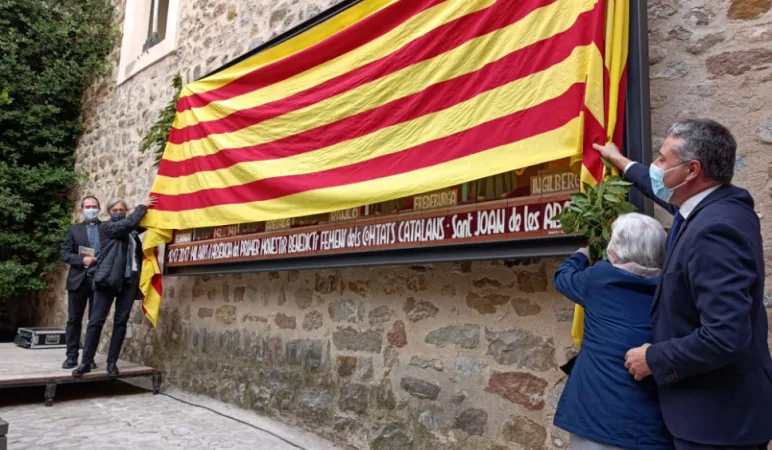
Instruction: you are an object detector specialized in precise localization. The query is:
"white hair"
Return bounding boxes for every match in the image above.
[106,197,129,212]
[607,213,666,269]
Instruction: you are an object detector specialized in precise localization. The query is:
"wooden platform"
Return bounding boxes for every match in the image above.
[0,343,161,406]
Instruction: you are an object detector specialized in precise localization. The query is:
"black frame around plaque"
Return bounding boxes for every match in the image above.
[164,0,652,276]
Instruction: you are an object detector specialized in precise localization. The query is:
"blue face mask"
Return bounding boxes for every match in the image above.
[83,208,99,221]
[649,163,688,202]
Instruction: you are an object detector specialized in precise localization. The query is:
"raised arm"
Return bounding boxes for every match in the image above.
[553,250,593,307]
[101,205,148,239]
[593,142,678,215]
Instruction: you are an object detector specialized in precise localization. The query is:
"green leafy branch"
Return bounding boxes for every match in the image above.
[140,73,182,166]
[553,159,637,260]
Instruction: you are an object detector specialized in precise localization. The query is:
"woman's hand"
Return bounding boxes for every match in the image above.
[144,195,158,208]
[576,247,591,260]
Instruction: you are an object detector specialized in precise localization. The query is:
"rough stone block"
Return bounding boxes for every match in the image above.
[294,288,313,309]
[466,292,510,315]
[387,320,407,348]
[370,421,413,450]
[453,408,488,436]
[514,266,547,292]
[295,389,331,423]
[285,339,323,370]
[409,356,444,371]
[456,356,486,377]
[403,297,438,322]
[339,383,370,415]
[485,328,557,371]
[502,416,547,450]
[511,298,541,316]
[329,299,364,323]
[728,0,772,20]
[419,411,441,431]
[486,372,548,410]
[274,313,297,330]
[368,305,393,326]
[400,377,441,400]
[215,305,237,325]
[425,324,480,349]
[337,355,358,378]
[333,327,383,353]
[301,310,324,331]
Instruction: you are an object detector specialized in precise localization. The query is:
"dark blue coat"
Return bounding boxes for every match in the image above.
[553,253,674,450]
[626,163,772,446]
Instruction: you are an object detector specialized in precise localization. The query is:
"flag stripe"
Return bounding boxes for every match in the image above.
[170,0,568,145]
[145,116,581,228]
[154,82,584,212]
[154,43,596,195]
[163,0,598,164]
[175,0,496,130]
[181,0,398,100]
[178,0,444,111]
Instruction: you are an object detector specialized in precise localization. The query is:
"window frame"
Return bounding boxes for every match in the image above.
[117,0,181,85]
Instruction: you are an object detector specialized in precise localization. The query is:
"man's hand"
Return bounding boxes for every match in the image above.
[83,256,97,267]
[625,343,652,381]
[592,142,631,172]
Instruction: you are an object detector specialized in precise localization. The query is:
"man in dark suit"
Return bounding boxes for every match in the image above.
[59,196,102,370]
[596,119,772,449]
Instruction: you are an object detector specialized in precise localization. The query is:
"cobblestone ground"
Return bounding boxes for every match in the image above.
[0,381,342,450]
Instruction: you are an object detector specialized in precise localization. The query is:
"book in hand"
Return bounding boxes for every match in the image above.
[79,246,96,258]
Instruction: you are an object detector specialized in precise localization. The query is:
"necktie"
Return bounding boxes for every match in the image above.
[667,212,684,252]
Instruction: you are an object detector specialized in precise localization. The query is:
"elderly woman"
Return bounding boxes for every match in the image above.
[553,213,674,450]
[73,195,156,377]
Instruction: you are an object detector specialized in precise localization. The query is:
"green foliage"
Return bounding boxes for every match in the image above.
[553,160,637,260]
[0,0,117,310]
[140,73,182,166]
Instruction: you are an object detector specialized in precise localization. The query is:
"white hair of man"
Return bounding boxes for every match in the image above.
[607,213,666,269]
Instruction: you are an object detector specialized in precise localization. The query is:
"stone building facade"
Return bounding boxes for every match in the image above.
[36,0,772,449]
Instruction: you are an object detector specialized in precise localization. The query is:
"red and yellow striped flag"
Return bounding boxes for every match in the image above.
[139,0,630,327]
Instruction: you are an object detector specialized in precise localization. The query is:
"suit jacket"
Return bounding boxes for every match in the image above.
[60,221,101,291]
[626,163,772,445]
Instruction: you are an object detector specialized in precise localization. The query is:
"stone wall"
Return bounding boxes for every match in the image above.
[36,0,772,449]
[122,261,575,449]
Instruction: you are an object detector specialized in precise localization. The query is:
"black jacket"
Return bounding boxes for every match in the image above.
[93,205,147,293]
[60,220,101,291]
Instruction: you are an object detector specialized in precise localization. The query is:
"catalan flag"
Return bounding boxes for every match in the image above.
[140,0,630,328]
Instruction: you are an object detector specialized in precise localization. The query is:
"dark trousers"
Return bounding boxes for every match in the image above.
[81,278,137,364]
[65,277,94,359]
[674,438,769,450]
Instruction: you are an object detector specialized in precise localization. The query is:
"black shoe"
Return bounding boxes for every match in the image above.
[90,362,98,370]
[72,363,92,378]
[106,362,119,377]
[62,358,78,369]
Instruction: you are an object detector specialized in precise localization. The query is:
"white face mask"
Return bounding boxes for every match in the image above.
[83,208,99,221]
[649,162,689,202]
